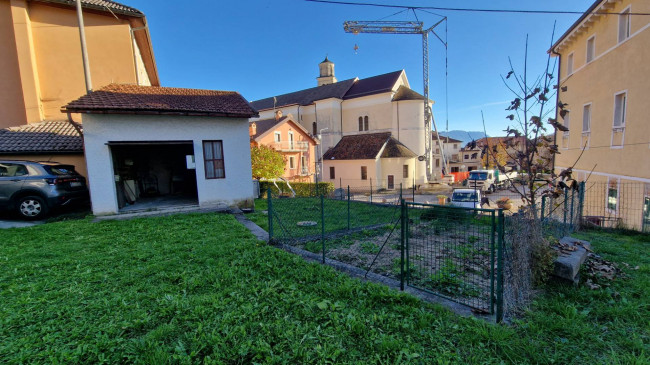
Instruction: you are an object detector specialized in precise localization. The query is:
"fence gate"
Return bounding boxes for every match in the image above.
[402,202,504,318]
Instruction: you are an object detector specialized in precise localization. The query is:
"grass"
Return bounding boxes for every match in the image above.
[0,214,648,363]
[261,197,399,242]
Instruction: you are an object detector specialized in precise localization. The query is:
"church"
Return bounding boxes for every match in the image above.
[250,58,439,189]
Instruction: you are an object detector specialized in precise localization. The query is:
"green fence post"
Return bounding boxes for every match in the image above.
[400,199,406,291]
[267,188,273,241]
[490,210,496,314]
[412,180,415,202]
[563,188,569,234]
[540,195,546,221]
[347,185,351,231]
[370,178,373,204]
[321,194,325,264]
[570,187,576,231]
[578,181,586,228]
[496,209,505,323]
[400,183,403,203]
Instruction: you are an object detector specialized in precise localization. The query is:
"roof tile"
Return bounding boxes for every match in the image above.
[323,132,416,160]
[64,84,258,118]
[0,121,83,154]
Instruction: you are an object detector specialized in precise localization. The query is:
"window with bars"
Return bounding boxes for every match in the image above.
[203,140,225,179]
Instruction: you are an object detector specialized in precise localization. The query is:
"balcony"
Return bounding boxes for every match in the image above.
[271,141,309,152]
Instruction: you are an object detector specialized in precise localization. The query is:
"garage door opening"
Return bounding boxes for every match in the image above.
[109,141,198,212]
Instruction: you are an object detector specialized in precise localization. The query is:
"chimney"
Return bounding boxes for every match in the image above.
[249,122,257,136]
[275,110,283,121]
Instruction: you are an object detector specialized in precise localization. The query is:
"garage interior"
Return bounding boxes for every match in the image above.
[109,142,198,212]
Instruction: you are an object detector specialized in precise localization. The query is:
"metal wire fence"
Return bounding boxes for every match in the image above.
[580,182,650,233]
[267,187,507,321]
[403,203,503,315]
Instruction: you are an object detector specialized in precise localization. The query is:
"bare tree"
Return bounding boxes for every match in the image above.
[492,28,577,219]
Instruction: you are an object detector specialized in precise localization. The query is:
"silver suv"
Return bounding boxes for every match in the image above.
[0,160,89,220]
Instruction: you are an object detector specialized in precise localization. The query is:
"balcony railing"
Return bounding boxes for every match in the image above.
[271,141,309,151]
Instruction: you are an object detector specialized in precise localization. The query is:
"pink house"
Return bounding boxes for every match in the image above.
[250,112,318,182]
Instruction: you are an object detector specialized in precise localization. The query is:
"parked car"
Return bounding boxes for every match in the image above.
[0,160,89,220]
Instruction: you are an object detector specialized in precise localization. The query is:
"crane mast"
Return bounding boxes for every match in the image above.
[343,20,448,182]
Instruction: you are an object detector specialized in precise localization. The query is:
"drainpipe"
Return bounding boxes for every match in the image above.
[75,0,92,93]
[550,48,562,175]
[66,112,83,137]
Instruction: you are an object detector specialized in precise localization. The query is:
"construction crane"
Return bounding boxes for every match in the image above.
[343,20,448,182]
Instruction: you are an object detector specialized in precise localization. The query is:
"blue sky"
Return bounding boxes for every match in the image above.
[128,0,594,136]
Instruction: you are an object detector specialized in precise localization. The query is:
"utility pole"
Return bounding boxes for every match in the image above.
[343,19,448,182]
[75,0,92,93]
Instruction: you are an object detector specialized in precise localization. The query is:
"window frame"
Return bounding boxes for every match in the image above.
[361,166,367,180]
[202,140,226,179]
[567,52,574,75]
[613,91,627,129]
[606,178,619,213]
[274,132,281,143]
[358,117,363,131]
[582,103,592,134]
[618,6,631,43]
[586,35,596,63]
[329,166,335,180]
[563,109,571,137]
[403,165,409,179]
[363,116,369,131]
[288,156,296,170]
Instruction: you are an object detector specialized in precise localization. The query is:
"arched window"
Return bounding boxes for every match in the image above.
[312,122,317,136]
[364,116,369,131]
[358,117,363,131]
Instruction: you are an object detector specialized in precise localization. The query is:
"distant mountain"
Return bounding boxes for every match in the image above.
[438,130,488,146]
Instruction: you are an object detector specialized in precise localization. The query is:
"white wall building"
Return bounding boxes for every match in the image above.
[64,84,258,215]
[250,58,436,184]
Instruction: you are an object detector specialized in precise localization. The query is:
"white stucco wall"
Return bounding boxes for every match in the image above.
[83,114,253,215]
[322,159,377,189]
[379,157,416,189]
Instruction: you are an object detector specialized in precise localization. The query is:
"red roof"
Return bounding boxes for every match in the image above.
[63,84,258,118]
[323,132,417,160]
[0,121,83,154]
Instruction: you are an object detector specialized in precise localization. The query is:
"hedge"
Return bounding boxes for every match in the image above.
[259,181,335,198]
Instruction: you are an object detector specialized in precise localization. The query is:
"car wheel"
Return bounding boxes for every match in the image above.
[16,196,48,220]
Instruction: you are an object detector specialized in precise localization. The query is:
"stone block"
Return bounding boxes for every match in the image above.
[552,237,591,284]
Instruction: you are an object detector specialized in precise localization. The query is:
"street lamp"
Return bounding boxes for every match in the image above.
[317,127,329,180]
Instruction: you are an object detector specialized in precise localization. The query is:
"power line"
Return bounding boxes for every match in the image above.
[305,0,650,16]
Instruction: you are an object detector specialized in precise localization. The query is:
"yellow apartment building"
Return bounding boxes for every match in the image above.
[0,0,158,176]
[550,0,650,231]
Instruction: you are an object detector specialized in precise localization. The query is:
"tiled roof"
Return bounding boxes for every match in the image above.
[250,78,357,111]
[251,70,405,110]
[392,85,425,101]
[323,132,416,160]
[64,84,258,118]
[250,117,285,140]
[34,0,144,17]
[343,70,403,100]
[0,121,83,154]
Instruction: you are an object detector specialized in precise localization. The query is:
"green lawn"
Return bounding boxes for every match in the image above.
[253,197,399,242]
[1,213,648,363]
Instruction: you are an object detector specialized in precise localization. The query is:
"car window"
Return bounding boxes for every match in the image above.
[43,165,79,176]
[0,163,28,177]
